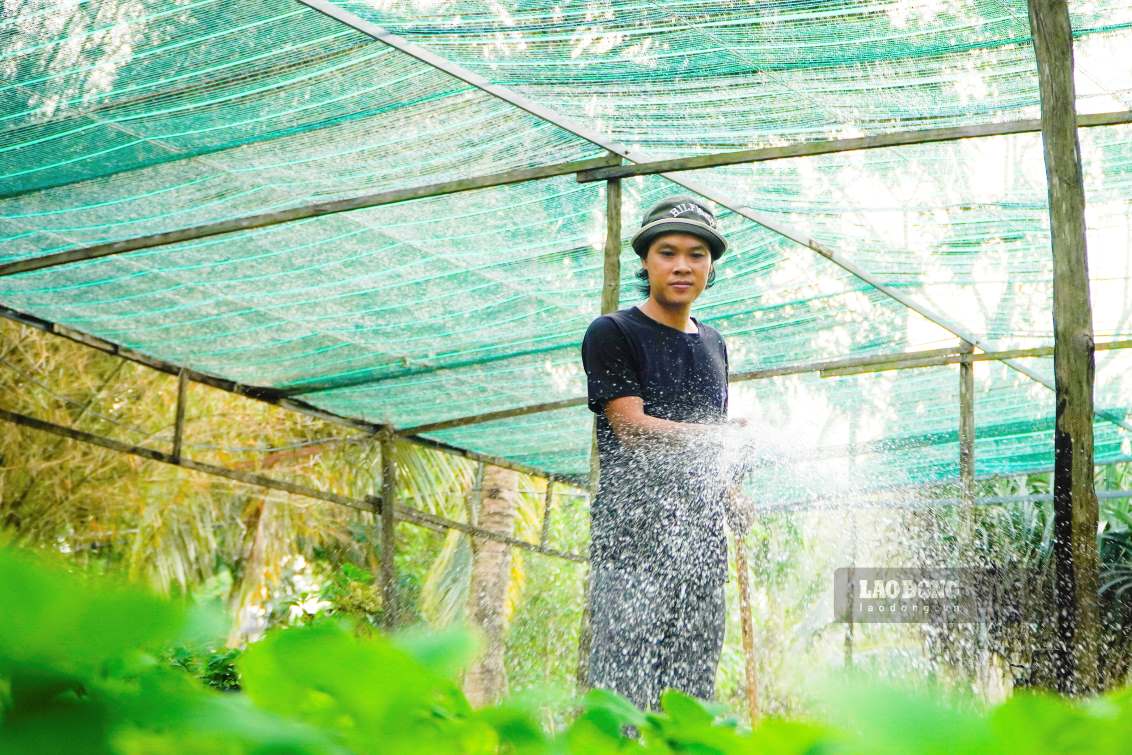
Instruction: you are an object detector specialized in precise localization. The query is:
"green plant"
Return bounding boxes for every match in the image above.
[4,543,1132,754]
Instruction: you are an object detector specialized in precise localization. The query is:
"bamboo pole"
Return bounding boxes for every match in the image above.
[1027,0,1100,695]
[380,434,398,629]
[733,533,760,726]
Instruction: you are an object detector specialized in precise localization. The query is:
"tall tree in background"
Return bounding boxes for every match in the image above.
[464,464,519,706]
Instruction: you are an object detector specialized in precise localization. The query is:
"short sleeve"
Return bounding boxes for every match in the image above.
[581,316,642,414]
[721,334,730,414]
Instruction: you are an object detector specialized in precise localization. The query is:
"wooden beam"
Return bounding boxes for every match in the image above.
[380,434,398,629]
[819,338,1132,377]
[1028,0,1100,695]
[575,110,1132,183]
[0,154,621,278]
[401,397,585,435]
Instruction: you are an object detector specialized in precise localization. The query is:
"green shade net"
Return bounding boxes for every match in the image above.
[3,0,1132,498]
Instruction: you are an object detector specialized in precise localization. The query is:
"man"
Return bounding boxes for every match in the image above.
[581,195,749,711]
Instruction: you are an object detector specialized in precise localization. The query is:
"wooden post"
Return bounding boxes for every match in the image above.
[380,434,398,630]
[171,368,188,462]
[578,173,622,691]
[844,418,858,669]
[539,478,555,548]
[733,533,760,726]
[1027,0,1100,695]
[958,344,976,550]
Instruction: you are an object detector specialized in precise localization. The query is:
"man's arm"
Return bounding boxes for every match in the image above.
[603,395,721,448]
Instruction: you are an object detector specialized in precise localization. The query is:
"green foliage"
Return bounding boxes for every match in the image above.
[165,647,243,692]
[5,543,1132,754]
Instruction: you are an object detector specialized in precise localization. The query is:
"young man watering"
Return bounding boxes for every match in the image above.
[581,195,749,711]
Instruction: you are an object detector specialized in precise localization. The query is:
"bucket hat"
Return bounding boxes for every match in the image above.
[630,195,727,260]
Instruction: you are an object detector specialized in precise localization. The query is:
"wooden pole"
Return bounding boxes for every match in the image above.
[171,368,188,463]
[380,434,398,630]
[733,533,760,726]
[1027,0,1100,695]
[958,345,976,539]
[578,174,622,692]
[539,479,555,548]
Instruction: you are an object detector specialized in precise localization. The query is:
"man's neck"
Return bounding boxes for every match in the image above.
[639,297,696,333]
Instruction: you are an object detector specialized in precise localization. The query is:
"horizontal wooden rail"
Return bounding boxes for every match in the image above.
[0,154,621,278]
[398,340,1132,433]
[575,110,1132,183]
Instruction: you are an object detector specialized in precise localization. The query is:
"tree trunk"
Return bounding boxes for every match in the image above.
[227,496,268,647]
[464,464,518,706]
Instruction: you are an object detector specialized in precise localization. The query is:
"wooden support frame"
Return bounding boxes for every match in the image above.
[0,154,620,279]
[0,405,375,513]
[0,404,584,562]
[0,304,563,483]
[294,0,1129,450]
[574,110,1132,183]
[1028,0,1100,695]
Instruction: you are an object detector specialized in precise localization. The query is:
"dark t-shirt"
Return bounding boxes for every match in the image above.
[581,306,730,586]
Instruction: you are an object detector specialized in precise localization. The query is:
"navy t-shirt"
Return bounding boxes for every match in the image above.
[581,306,730,586]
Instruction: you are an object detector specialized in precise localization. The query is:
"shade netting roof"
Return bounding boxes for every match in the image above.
[3,1,1132,499]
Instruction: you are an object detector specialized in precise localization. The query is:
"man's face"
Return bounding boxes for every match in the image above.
[642,232,712,306]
